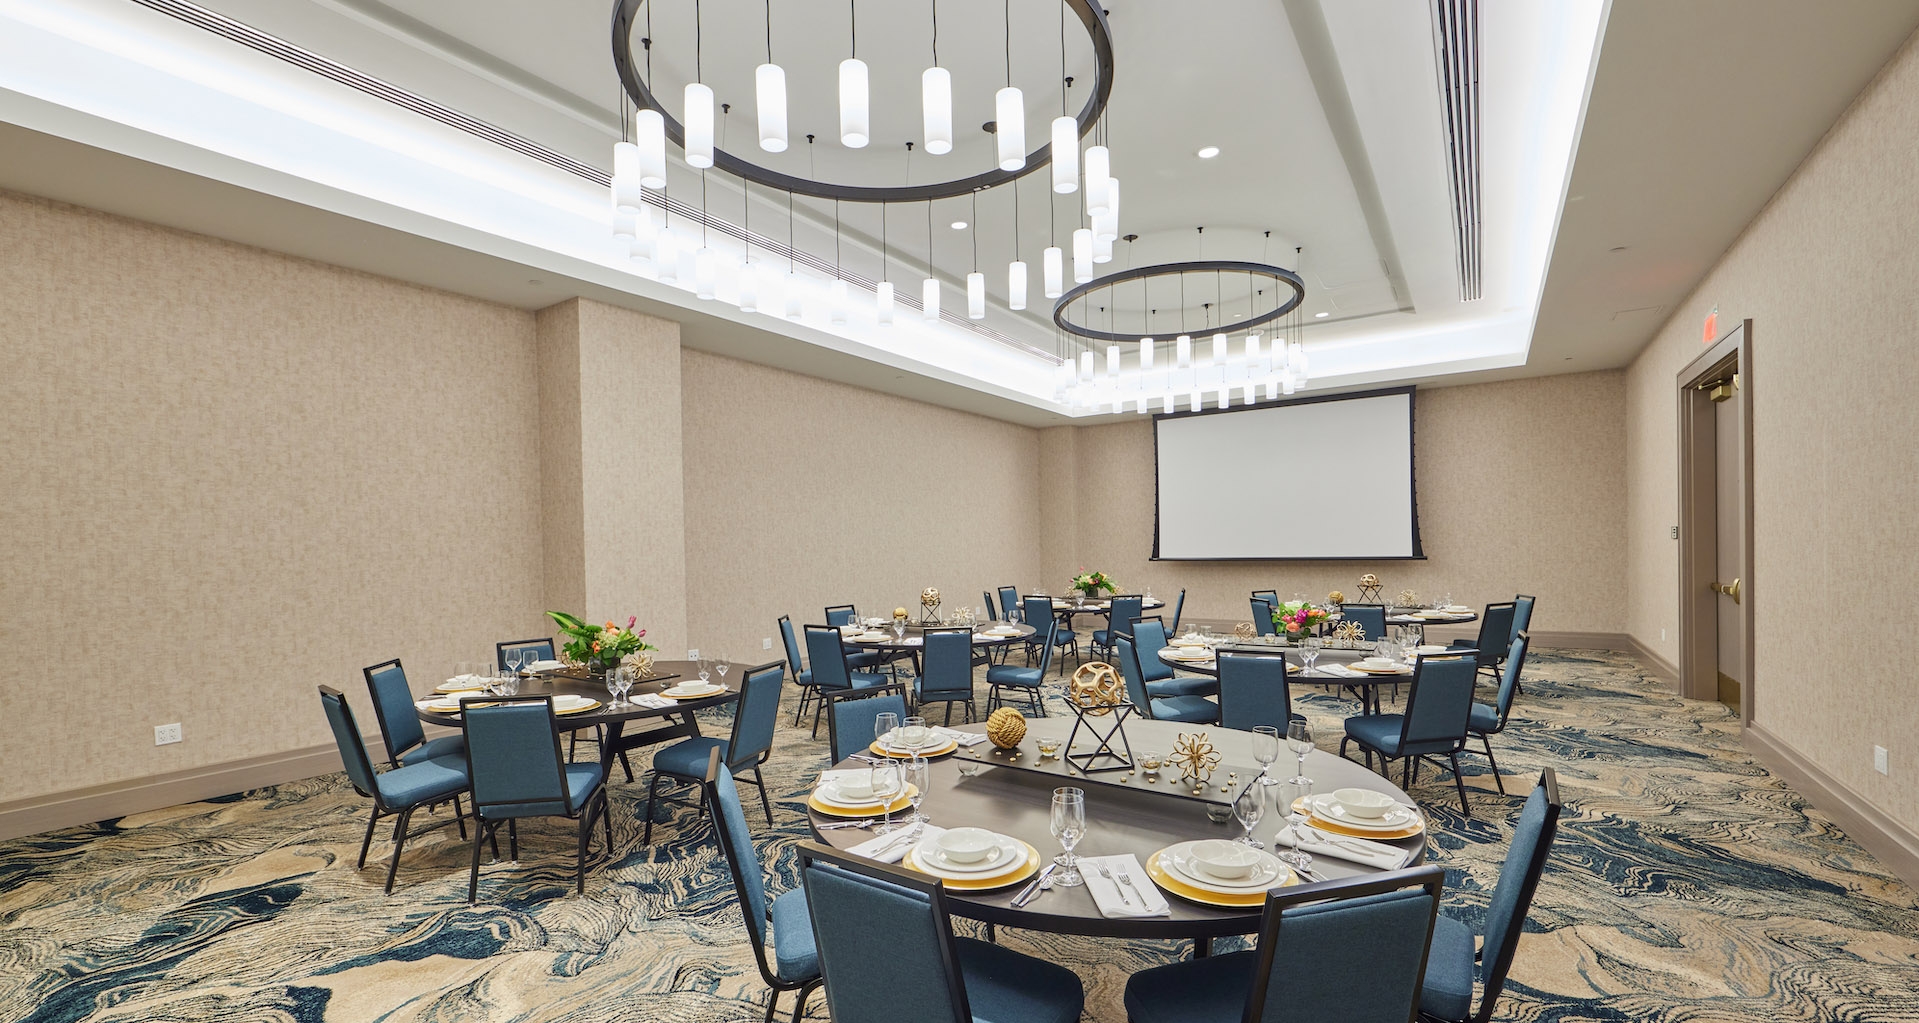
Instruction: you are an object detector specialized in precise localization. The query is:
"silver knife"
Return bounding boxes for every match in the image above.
[1012,862,1059,907]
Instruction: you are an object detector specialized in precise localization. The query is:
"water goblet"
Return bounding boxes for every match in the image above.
[1301,636,1323,675]
[1252,725,1281,787]
[870,759,904,834]
[1282,776,1315,873]
[606,668,622,707]
[1049,787,1086,887]
[874,711,900,752]
[902,755,930,824]
[714,659,730,689]
[900,715,930,750]
[1234,784,1266,849]
[1286,720,1314,787]
[697,658,713,686]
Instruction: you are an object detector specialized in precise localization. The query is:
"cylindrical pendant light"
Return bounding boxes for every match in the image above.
[1211,333,1229,366]
[756,64,788,152]
[839,58,870,148]
[1176,334,1192,368]
[1189,390,1203,412]
[1243,382,1258,406]
[1281,366,1296,395]
[1216,388,1231,410]
[1072,229,1093,283]
[995,87,1025,171]
[1043,246,1063,298]
[612,208,637,240]
[635,109,667,188]
[830,279,849,323]
[1093,209,1117,245]
[629,211,658,262]
[1051,116,1078,193]
[695,247,718,299]
[1093,231,1113,264]
[612,143,644,213]
[1079,351,1095,382]
[922,67,953,154]
[1161,390,1174,413]
[1139,337,1154,371]
[922,277,940,320]
[679,245,701,293]
[1084,145,1111,215]
[785,272,805,319]
[655,228,681,283]
[967,271,985,319]
[1107,176,1121,224]
[738,261,759,313]
[876,280,894,324]
[685,83,715,168]
[1008,260,1028,310]
[1106,344,1121,379]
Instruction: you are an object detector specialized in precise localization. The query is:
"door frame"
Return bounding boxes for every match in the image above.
[1676,318,1754,724]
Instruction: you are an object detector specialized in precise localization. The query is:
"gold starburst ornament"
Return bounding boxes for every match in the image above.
[1067,662,1125,716]
[1169,732,1221,784]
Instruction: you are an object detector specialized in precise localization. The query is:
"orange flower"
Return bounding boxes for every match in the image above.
[591,640,602,652]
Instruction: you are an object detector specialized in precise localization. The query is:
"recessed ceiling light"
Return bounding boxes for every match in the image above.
[1314,311,1329,318]
[1196,145,1220,159]
[951,220,968,230]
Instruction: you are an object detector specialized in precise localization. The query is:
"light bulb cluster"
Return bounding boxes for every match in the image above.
[1057,333,1312,414]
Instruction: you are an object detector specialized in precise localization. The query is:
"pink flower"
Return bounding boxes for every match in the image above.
[636,629,647,637]
[627,615,637,629]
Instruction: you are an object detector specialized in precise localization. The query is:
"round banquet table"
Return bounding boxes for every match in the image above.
[839,621,1037,654]
[1157,643,1435,715]
[1048,596,1167,621]
[807,717,1427,941]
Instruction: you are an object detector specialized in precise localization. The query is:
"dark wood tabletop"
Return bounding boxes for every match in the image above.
[808,717,1427,940]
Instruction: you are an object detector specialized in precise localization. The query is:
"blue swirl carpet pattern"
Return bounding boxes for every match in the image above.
[2,649,1916,1021]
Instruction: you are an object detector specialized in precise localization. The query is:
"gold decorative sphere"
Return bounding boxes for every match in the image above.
[921,587,942,608]
[1359,573,1380,587]
[1328,589,1346,605]
[1068,662,1125,716]
[893,607,908,619]
[986,707,1027,749]
[1233,622,1256,639]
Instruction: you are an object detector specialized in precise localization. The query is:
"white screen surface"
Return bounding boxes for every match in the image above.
[1154,390,1421,560]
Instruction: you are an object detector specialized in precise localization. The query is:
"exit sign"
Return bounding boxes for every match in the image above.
[1702,307,1718,344]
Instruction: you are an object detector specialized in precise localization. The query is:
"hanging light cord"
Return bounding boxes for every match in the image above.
[765,0,772,62]
[1059,0,1068,112]
[835,199,842,278]
[850,0,857,57]
[927,199,935,277]
[695,0,703,80]
[930,0,939,65]
[971,192,979,271]
[1004,0,1013,87]
[880,201,887,282]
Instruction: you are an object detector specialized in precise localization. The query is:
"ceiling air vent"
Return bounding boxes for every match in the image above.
[1430,0,1481,302]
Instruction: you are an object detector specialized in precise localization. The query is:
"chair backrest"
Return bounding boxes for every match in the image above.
[363,659,425,766]
[1476,769,1563,1021]
[998,586,1021,620]
[1020,595,1053,634]
[1244,866,1446,1023]
[1339,603,1387,643]
[798,842,971,1023]
[1028,615,1058,676]
[981,591,998,620]
[1114,635,1155,718]
[1252,589,1279,608]
[461,696,570,819]
[919,629,974,698]
[829,692,908,763]
[1397,654,1478,755]
[804,624,856,690]
[824,605,858,627]
[1170,588,1186,633]
[1217,650,1293,731]
[1487,633,1530,732]
[1471,602,1517,663]
[1107,595,1144,635]
[779,615,806,674]
[1511,594,1536,648]
[1252,597,1278,636]
[728,661,786,768]
[1130,616,1174,682]
[705,755,775,974]
[495,638,554,672]
[319,686,383,802]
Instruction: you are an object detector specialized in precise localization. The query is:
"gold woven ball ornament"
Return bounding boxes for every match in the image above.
[986,707,1027,749]
[1398,589,1420,607]
[1327,590,1346,605]
[1233,622,1256,639]
[920,587,942,608]
[1067,662,1125,716]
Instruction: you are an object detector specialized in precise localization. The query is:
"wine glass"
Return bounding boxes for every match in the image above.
[871,759,904,834]
[697,658,713,687]
[617,666,635,705]
[893,618,907,642]
[901,715,929,751]
[874,710,900,752]
[1234,784,1266,848]
[1252,725,1281,787]
[902,755,930,823]
[714,658,731,690]
[1301,636,1322,675]
[1286,720,1314,787]
[503,649,520,677]
[1049,787,1086,887]
[1282,776,1315,873]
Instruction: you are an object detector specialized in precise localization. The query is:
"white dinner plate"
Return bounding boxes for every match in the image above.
[1306,793,1421,831]
[662,682,727,698]
[437,676,488,693]
[851,633,891,643]
[525,659,564,672]
[911,833,1025,877]
[421,697,468,713]
[1162,841,1286,892]
[552,695,595,712]
[1164,648,1211,660]
[815,779,915,809]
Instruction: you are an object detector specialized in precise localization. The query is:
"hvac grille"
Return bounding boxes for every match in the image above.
[1430,0,1482,302]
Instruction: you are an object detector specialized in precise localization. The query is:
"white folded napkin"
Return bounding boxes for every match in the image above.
[1277,819,1413,870]
[444,674,481,685]
[933,727,989,747]
[903,636,924,646]
[630,693,674,709]
[849,824,946,864]
[1080,854,1169,918]
[1306,663,1363,678]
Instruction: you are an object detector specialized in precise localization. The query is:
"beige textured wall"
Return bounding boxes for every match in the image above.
[0,192,545,804]
[1625,32,1919,820]
[679,350,1043,662]
[1041,372,1628,633]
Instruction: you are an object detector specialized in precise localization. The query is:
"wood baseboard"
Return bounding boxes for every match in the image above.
[1744,723,1919,891]
[1621,632,1681,687]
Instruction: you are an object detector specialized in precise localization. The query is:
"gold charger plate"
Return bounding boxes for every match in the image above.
[1146,847,1294,907]
[660,684,729,700]
[869,737,960,759]
[554,698,601,715]
[1290,797,1425,840]
[808,785,918,818]
[1348,663,1412,675]
[904,840,1042,891]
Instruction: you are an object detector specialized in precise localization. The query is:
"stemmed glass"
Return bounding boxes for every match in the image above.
[902,755,930,823]
[1286,720,1315,787]
[714,658,730,690]
[618,666,635,705]
[874,711,900,752]
[871,760,904,834]
[1252,725,1282,787]
[1049,787,1086,887]
[893,618,907,642]
[1300,636,1322,675]
[901,715,929,751]
[505,649,523,677]
[1234,783,1266,848]
[606,668,623,708]
[697,658,713,688]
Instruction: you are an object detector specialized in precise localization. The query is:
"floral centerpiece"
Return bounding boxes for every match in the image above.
[1272,601,1333,642]
[546,611,655,673]
[1070,570,1119,601]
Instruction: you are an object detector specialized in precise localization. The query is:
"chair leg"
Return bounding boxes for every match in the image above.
[643,772,664,844]
[763,990,780,1023]
[601,788,615,853]
[451,794,468,840]
[357,806,381,870]
[619,750,636,784]
[468,821,490,905]
[576,807,592,894]
[791,980,821,1023]
[383,806,415,895]
[1401,758,1413,789]
[1481,734,1506,794]
[1450,752,1472,817]
[753,767,773,823]
[507,819,520,861]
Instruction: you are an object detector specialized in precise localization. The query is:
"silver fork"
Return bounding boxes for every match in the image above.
[1097,863,1135,908]
[874,822,924,856]
[1115,869,1148,906]
[817,819,881,830]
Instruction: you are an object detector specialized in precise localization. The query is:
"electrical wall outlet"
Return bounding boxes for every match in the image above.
[763,637,773,650]
[1671,525,1679,539]
[686,648,699,660]
[155,723,182,746]
[1875,746,1889,775]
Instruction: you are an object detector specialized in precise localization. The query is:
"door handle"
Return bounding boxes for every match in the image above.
[1711,578,1741,604]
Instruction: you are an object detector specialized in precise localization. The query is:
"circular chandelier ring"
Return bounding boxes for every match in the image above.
[1052,260,1307,343]
[610,0,1116,204]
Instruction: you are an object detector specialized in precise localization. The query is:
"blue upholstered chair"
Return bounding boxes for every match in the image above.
[1168,587,1186,635]
[460,695,613,904]
[1449,601,1516,678]
[1123,866,1446,1023]
[828,693,909,764]
[823,605,887,673]
[779,615,821,727]
[1130,616,1217,698]
[987,616,1057,716]
[645,660,785,842]
[981,591,998,620]
[1421,770,1562,1023]
[1252,597,1278,637]
[915,628,978,724]
[1341,653,1480,815]
[1021,595,1077,676]
[319,686,471,894]
[1509,595,1536,695]
[1339,603,1388,644]
[1117,636,1218,724]
[798,842,1085,1023]
[805,624,899,737]
[998,585,1022,622]
[363,659,466,768]
[1091,594,1144,663]
[823,605,858,627]
[1217,650,1304,731]
[1252,588,1280,610]
[1464,633,1529,794]
[703,752,822,1023]
[494,638,554,672]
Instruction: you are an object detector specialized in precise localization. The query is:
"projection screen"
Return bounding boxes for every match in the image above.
[1153,387,1423,560]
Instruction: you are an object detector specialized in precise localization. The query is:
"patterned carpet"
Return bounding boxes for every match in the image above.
[3,649,1917,1022]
